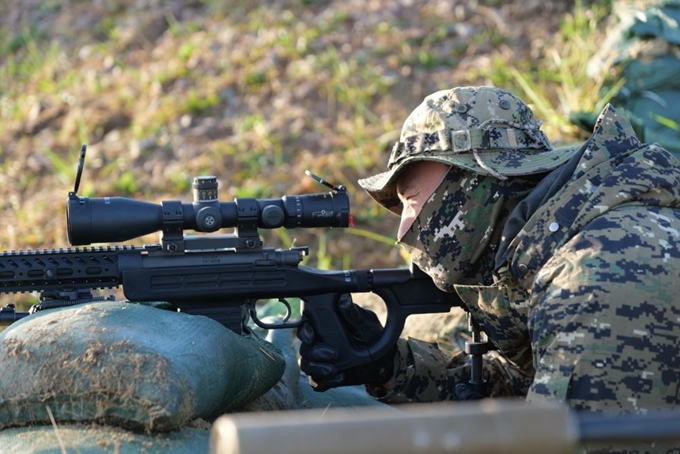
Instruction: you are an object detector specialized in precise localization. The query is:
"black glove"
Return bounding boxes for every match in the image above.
[297,294,397,392]
[454,382,486,400]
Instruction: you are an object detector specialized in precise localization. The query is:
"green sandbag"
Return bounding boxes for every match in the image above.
[577,1,680,158]
[627,3,680,44]
[0,424,209,454]
[0,301,285,432]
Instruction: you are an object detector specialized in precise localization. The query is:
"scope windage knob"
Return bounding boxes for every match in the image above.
[261,205,285,228]
[193,176,218,203]
[196,206,222,232]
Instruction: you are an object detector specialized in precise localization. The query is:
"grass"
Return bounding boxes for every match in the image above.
[481,0,620,141]
[0,0,618,275]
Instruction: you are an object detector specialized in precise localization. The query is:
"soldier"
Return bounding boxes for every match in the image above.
[298,86,680,414]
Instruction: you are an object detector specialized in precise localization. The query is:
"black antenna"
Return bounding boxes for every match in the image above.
[304,170,341,192]
[73,144,87,194]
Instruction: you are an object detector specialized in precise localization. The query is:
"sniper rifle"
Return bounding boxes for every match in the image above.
[0,145,479,379]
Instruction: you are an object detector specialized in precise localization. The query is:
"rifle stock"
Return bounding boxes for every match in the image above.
[0,241,462,372]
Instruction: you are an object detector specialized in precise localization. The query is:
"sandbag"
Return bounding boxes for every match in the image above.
[0,301,285,432]
[578,0,680,157]
[0,424,209,454]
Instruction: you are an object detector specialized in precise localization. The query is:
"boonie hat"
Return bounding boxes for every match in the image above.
[358,86,581,213]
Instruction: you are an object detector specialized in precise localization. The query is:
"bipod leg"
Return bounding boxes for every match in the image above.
[464,313,489,394]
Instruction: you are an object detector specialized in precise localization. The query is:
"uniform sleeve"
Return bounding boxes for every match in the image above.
[367,337,532,403]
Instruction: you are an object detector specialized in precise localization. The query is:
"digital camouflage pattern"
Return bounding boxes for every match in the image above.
[374,338,533,403]
[358,86,580,214]
[373,104,680,421]
[398,165,538,292]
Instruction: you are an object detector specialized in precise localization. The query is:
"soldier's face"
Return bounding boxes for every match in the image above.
[395,161,450,240]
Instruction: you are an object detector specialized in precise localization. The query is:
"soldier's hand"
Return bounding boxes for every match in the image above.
[297,294,397,392]
[454,382,486,400]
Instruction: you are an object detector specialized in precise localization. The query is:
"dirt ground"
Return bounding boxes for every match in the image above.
[0,0,577,260]
[0,0,586,320]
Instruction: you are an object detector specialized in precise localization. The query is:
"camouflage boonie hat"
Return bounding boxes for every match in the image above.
[358,86,581,213]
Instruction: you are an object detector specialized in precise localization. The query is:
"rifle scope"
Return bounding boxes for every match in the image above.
[67,175,350,245]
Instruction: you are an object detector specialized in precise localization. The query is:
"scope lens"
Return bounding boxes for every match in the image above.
[67,196,163,245]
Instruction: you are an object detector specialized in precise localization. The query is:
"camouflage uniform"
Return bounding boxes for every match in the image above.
[358,87,680,415]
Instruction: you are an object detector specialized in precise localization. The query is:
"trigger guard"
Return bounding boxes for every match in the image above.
[365,287,406,362]
[247,299,303,330]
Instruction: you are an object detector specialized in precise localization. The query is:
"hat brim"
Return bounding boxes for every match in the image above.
[358,144,583,214]
[357,156,453,215]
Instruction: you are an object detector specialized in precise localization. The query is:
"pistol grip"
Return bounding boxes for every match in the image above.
[301,290,406,372]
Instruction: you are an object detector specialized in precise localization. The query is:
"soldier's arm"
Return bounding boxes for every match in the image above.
[366,337,532,403]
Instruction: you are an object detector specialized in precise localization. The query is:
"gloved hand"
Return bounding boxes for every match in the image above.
[454,382,486,400]
[297,294,397,392]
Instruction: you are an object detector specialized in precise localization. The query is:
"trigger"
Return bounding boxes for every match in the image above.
[278,297,292,322]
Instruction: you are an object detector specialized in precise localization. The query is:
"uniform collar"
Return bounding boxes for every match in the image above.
[495,104,643,283]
